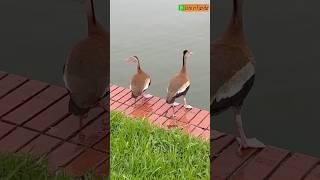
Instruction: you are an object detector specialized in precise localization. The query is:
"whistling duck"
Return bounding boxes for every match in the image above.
[127,56,152,103]
[63,0,108,125]
[166,50,193,120]
[211,0,265,149]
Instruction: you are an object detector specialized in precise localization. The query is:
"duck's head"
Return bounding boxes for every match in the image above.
[126,56,139,63]
[183,50,193,58]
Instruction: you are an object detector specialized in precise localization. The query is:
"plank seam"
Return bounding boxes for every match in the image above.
[212,137,236,163]
[0,73,9,81]
[14,132,42,153]
[0,84,50,119]
[225,148,261,179]
[263,152,293,179]
[301,160,320,180]
[54,110,106,142]
[91,134,109,154]
[0,121,18,141]
[228,148,263,179]
[0,78,29,100]
[19,92,69,126]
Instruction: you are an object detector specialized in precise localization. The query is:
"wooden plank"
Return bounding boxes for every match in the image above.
[110,101,122,111]
[198,114,210,129]
[231,146,289,180]
[46,108,104,139]
[110,100,115,105]
[170,105,190,120]
[112,88,130,101]
[304,165,320,180]
[163,118,187,129]
[212,142,258,180]
[129,108,149,119]
[191,126,205,137]
[0,74,28,98]
[0,127,38,152]
[0,80,48,117]
[162,104,183,118]
[117,91,133,103]
[123,96,143,106]
[70,115,106,147]
[99,96,109,110]
[110,87,124,99]
[115,103,129,112]
[153,116,168,127]
[148,99,166,115]
[179,107,201,124]
[95,160,108,177]
[93,136,107,153]
[24,96,70,131]
[211,130,226,140]
[19,135,61,156]
[189,110,209,126]
[64,149,105,176]
[199,130,210,139]
[150,99,167,111]
[0,71,7,79]
[181,124,196,134]
[47,142,85,173]
[2,85,67,125]
[129,96,160,117]
[0,121,15,139]
[148,114,160,123]
[122,105,135,116]
[211,135,234,163]
[154,103,172,116]
[269,153,318,180]
[110,85,118,92]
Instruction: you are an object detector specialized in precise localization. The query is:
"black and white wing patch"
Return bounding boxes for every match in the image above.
[143,78,151,91]
[213,62,255,103]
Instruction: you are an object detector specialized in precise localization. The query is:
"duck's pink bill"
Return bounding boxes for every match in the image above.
[126,56,137,62]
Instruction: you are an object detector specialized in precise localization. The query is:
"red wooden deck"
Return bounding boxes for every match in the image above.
[2,71,320,179]
[211,130,320,179]
[111,84,320,179]
[110,84,210,139]
[0,71,108,177]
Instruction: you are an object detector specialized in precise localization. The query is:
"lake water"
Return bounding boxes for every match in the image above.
[0,0,107,86]
[111,0,210,110]
[213,0,320,157]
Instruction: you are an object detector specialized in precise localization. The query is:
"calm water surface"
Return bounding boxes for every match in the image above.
[0,0,107,86]
[111,0,210,110]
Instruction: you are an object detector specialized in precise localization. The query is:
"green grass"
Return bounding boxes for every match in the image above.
[110,111,210,179]
[0,153,102,180]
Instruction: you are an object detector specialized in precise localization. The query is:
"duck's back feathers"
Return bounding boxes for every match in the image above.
[211,42,255,106]
[166,74,190,104]
[212,74,255,115]
[63,35,108,112]
[130,71,151,97]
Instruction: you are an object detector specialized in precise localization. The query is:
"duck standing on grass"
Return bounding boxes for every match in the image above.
[166,50,193,125]
[211,0,265,149]
[127,56,152,104]
[63,0,108,127]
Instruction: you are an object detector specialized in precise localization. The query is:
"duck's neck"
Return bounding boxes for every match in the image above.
[220,0,246,45]
[136,59,141,72]
[181,55,187,73]
[84,0,100,36]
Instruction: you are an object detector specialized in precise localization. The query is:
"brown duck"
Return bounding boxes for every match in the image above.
[211,0,265,149]
[166,50,193,123]
[127,56,152,103]
[63,0,108,125]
